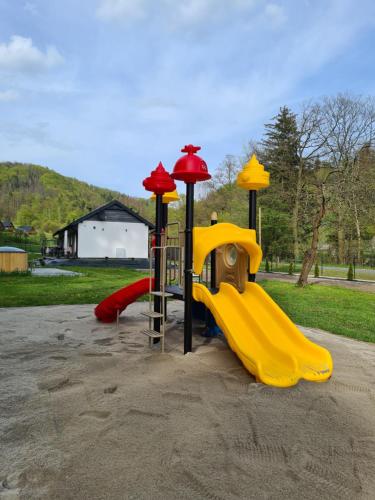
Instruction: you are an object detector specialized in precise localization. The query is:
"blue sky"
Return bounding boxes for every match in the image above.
[0,0,374,197]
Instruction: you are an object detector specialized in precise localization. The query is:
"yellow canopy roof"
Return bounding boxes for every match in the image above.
[150,189,180,203]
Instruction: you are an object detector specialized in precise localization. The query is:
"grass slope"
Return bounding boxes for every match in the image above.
[0,267,147,308]
[261,280,375,343]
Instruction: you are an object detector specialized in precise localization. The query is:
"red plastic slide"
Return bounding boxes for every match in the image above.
[95,277,154,323]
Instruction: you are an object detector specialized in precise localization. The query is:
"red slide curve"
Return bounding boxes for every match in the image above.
[95,277,154,323]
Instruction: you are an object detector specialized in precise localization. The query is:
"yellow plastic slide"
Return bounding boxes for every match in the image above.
[193,281,333,387]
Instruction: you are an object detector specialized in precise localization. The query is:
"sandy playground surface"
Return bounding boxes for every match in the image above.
[1,301,375,499]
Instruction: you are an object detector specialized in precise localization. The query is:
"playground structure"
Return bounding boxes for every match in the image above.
[95,146,333,387]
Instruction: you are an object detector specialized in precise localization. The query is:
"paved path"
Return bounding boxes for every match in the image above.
[258,271,375,293]
[322,265,375,275]
[31,268,81,277]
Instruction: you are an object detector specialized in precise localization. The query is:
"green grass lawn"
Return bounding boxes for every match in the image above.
[260,279,375,343]
[1,267,374,344]
[0,266,148,308]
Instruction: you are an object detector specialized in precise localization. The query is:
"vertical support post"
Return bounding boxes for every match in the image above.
[210,212,217,290]
[184,183,194,354]
[162,202,168,231]
[248,190,257,282]
[162,202,168,319]
[154,194,163,336]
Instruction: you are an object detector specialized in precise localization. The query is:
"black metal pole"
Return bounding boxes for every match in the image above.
[184,183,194,354]
[210,213,217,290]
[154,194,163,337]
[249,190,257,282]
[162,202,168,229]
[162,202,168,320]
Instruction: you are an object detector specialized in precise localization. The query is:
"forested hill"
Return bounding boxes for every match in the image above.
[0,162,155,234]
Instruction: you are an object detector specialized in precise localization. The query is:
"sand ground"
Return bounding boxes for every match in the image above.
[1,302,375,499]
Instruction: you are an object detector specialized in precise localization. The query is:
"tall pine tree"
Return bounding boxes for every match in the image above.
[262,106,299,193]
[261,106,301,259]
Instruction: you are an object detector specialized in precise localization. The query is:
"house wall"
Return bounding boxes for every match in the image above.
[77,220,148,258]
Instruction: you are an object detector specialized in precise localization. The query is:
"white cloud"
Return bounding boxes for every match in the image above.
[0,89,19,102]
[96,0,146,22]
[265,3,287,26]
[0,36,64,74]
[96,0,259,26]
[175,0,216,23]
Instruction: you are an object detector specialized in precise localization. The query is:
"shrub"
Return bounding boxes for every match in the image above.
[347,263,354,281]
[265,259,270,273]
[314,262,319,278]
[288,262,294,275]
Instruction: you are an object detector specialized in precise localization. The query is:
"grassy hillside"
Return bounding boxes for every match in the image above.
[0,162,155,234]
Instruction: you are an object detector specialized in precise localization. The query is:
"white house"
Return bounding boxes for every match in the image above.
[54,200,154,259]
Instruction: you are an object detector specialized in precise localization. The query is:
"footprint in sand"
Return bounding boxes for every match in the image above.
[233,434,287,465]
[91,327,106,333]
[1,476,20,495]
[82,352,113,357]
[94,337,114,346]
[104,385,118,394]
[162,391,202,404]
[79,410,111,419]
[38,377,82,392]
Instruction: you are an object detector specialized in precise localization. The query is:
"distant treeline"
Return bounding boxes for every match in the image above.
[0,163,155,235]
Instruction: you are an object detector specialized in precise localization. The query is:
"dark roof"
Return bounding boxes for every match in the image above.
[53,199,154,236]
[17,225,34,232]
[1,220,14,228]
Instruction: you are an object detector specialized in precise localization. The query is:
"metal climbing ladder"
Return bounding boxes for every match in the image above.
[141,224,183,353]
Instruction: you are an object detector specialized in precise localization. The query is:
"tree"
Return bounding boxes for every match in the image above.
[297,162,336,286]
[263,103,334,263]
[293,103,330,260]
[314,261,319,278]
[210,155,239,188]
[262,106,299,190]
[15,204,34,225]
[288,262,294,275]
[319,94,375,261]
[347,263,354,281]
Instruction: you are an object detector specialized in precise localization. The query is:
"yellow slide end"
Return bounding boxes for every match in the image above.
[193,282,333,387]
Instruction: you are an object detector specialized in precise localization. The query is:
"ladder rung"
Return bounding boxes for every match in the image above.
[141,311,164,319]
[142,329,164,338]
[150,291,174,297]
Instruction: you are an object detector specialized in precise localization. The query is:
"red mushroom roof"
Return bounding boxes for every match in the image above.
[171,144,211,184]
[142,162,176,195]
